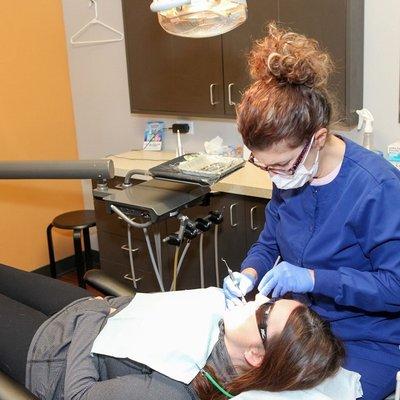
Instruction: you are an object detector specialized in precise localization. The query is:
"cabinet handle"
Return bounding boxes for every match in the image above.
[123,274,142,283]
[228,83,236,106]
[209,83,219,106]
[250,206,259,231]
[121,244,139,253]
[118,216,135,221]
[229,203,238,227]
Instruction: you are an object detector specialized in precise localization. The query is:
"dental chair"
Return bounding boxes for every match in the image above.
[0,269,135,400]
[0,269,398,400]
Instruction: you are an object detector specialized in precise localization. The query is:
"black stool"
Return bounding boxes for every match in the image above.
[46,210,96,288]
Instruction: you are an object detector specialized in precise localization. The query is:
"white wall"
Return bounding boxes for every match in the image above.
[61,0,242,248]
[363,0,400,151]
[61,0,400,212]
[61,0,241,160]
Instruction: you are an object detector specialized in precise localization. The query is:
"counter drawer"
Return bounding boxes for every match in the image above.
[99,258,162,293]
[97,230,149,267]
[98,229,170,281]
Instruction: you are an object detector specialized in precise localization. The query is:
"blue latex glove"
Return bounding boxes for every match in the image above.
[257,261,315,298]
[223,271,256,307]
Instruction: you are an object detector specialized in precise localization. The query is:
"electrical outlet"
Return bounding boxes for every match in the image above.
[175,120,194,135]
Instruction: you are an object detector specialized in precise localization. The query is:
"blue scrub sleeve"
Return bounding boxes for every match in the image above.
[313,179,400,313]
[241,187,281,281]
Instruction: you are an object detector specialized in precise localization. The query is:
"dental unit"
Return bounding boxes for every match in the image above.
[0,155,244,292]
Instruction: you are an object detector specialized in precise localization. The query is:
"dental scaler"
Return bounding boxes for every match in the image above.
[221,258,247,304]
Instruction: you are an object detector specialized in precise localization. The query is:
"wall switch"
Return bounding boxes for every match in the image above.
[175,120,194,135]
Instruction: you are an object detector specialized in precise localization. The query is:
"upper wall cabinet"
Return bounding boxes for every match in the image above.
[221,0,279,116]
[122,0,364,124]
[122,0,225,116]
[278,0,364,125]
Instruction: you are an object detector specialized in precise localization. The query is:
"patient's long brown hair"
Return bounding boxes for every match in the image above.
[192,305,344,400]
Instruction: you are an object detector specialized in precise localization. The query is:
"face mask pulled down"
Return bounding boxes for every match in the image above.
[270,138,319,190]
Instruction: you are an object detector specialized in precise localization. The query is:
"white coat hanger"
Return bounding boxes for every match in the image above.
[70,0,124,45]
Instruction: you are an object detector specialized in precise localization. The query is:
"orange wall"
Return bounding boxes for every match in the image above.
[0,1,84,271]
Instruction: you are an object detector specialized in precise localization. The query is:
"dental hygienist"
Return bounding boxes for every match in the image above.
[223,23,400,400]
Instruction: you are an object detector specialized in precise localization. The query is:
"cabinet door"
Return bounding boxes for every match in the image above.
[122,0,225,116]
[222,0,279,115]
[278,0,348,120]
[211,194,247,286]
[97,224,170,292]
[244,197,269,250]
[100,258,162,293]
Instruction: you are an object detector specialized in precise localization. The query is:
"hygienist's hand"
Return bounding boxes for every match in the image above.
[223,269,257,307]
[258,261,315,298]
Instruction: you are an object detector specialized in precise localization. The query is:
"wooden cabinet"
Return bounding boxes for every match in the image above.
[122,0,224,116]
[221,0,279,115]
[278,0,364,124]
[244,196,268,248]
[209,193,248,285]
[122,0,363,124]
[94,184,269,292]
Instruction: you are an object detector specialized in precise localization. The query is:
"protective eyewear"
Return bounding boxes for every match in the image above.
[248,139,312,176]
[255,300,276,342]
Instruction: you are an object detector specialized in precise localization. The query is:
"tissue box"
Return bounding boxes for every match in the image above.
[388,141,400,162]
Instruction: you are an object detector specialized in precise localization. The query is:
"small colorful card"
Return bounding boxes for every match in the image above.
[143,121,165,151]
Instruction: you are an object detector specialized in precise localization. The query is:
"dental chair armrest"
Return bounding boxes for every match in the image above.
[0,371,38,400]
[84,269,135,297]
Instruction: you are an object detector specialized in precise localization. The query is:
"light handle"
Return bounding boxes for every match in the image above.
[150,0,191,12]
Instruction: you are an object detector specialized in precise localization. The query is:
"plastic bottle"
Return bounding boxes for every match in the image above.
[356,108,383,156]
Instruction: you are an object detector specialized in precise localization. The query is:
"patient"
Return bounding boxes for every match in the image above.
[0,264,344,400]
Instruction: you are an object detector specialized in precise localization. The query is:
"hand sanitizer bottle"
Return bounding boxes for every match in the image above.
[356,109,383,156]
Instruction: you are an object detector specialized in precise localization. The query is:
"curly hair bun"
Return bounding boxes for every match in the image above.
[249,22,334,89]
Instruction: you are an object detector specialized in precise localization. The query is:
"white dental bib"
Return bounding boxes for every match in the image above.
[91,287,226,384]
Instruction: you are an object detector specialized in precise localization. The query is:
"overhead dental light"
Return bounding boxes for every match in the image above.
[150,0,247,38]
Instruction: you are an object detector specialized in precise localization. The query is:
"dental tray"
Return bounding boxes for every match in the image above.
[149,153,245,186]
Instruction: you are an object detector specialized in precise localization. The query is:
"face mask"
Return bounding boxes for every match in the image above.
[270,138,320,190]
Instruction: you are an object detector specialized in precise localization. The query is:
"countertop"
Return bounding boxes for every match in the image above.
[107,150,273,199]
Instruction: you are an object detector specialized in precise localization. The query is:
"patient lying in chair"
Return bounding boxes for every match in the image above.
[0,265,344,400]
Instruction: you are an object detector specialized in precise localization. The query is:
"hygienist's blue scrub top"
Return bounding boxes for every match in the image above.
[241,136,400,347]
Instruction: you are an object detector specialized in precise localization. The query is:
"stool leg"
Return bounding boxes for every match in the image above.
[83,228,93,270]
[73,229,86,288]
[46,224,57,278]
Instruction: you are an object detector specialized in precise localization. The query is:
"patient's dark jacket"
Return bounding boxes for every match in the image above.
[25,296,237,400]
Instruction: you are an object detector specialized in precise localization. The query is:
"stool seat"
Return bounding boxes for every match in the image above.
[47,210,97,288]
[53,210,96,230]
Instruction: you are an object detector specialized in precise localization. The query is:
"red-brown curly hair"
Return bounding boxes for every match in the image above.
[237,22,336,151]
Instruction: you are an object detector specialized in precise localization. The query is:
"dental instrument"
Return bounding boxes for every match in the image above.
[272,255,281,269]
[221,258,247,304]
[256,255,281,298]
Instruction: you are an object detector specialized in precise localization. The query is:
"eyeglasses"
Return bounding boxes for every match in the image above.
[248,139,312,176]
[255,301,276,342]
